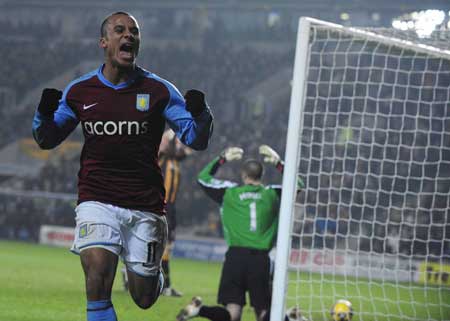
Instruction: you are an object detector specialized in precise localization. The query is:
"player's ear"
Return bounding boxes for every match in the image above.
[99,37,107,49]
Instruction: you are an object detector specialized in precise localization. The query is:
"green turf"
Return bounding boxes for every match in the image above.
[0,241,449,321]
[0,241,256,321]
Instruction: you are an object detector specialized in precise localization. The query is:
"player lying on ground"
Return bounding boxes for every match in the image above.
[177,145,303,321]
[32,11,213,321]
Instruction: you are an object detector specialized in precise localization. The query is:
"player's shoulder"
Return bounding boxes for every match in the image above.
[63,67,99,97]
[227,184,258,195]
[201,177,238,189]
[60,68,100,103]
[264,184,282,195]
[137,66,183,99]
[265,184,281,190]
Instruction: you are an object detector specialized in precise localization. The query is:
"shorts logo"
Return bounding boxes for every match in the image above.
[136,94,150,111]
[79,224,88,238]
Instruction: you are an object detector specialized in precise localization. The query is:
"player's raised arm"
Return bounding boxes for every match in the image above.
[162,86,213,151]
[32,88,79,149]
[197,147,243,203]
[259,144,304,195]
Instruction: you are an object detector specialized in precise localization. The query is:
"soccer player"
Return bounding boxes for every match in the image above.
[32,11,213,321]
[159,129,192,296]
[176,145,304,321]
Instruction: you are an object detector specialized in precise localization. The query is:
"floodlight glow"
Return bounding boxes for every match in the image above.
[340,13,350,21]
[392,9,447,38]
[371,13,380,21]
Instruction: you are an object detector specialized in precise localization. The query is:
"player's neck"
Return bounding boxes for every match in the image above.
[244,178,261,186]
[102,63,136,85]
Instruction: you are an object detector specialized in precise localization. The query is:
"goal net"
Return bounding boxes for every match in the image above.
[271,17,450,321]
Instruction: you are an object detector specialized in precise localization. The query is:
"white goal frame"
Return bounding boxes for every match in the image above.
[270,16,450,321]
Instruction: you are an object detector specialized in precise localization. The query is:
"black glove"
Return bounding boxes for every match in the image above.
[184,89,207,117]
[38,88,62,116]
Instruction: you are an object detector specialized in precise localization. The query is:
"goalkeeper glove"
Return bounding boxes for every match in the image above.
[259,144,281,165]
[259,144,284,172]
[38,88,62,116]
[184,89,207,117]
[220,147,244,163]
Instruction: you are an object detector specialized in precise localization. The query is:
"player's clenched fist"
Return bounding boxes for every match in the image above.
[220,147,244,162]
[184,89,207,117]
[38,88,62,116]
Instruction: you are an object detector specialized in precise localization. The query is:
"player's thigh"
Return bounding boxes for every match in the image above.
[254,308,269,321]
[226,303,243,321]
[121,210,168,277]
[80,247,118,280]
[247,253,271,310]
[71,202,123,296]
[80,247,119,300]
[71,201,123,255]
[218,250,246,306]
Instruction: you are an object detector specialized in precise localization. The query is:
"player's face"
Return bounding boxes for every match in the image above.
[100,14,140,69]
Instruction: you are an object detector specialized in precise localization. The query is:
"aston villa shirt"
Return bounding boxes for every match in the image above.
[32,64,213,214]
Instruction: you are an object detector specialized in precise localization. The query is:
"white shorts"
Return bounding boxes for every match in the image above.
[71,201,168,277]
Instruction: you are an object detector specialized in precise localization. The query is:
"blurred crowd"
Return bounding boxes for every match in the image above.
[0,17,448,261]
[0,18,292,242]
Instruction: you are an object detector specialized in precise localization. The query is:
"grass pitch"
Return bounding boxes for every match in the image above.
[0,241,253,321]
[0,241,449,321]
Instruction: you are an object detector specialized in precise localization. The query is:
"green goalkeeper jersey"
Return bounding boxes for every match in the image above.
[197,156,283,250]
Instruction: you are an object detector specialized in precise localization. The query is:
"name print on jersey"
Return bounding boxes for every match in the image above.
[239,192,262,201]
[83,120,149,136]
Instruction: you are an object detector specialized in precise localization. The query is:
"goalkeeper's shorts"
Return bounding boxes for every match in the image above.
[71,201,168,277]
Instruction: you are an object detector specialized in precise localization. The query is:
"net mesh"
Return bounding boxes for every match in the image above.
[287,24,450,321]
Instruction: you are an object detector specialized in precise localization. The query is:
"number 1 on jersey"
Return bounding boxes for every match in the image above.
[249,202,257,232]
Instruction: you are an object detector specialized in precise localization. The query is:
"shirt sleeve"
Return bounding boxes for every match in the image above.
[268,171,304,198]
[197,156,237,204]
[162,81,213,151]
[32,89,79,150]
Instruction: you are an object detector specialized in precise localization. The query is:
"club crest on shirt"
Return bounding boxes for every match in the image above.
[79,224,88,238]
[136,94,150,111]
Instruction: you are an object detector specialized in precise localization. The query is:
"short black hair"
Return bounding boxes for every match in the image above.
[242,159,264,181]
[100,11,133,37]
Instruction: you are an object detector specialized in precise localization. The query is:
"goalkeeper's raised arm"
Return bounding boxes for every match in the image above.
[259,144,304,191]
[197,147,243,203]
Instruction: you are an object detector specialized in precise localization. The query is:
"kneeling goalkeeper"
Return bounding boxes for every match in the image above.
[177,145,304,321]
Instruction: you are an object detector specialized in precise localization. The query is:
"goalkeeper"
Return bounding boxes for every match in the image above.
[177,145,304,321]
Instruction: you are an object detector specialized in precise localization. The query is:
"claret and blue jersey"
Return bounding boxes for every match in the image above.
[32,64,213,214]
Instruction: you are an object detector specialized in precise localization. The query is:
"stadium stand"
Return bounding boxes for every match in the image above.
[0,1,448,261]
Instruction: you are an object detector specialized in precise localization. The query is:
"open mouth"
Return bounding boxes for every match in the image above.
[119,43,135,60]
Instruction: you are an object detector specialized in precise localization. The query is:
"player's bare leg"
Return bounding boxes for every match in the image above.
[225,304,243,321]
[127,270,164,309]
[81,248,118,300]
[121,266,128,291]
[80,247,118,321]
[254,308,268,321]
[161,242,183,297]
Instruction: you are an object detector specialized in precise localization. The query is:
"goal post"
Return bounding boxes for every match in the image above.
[271,17,450,321]
[270,17,312,321]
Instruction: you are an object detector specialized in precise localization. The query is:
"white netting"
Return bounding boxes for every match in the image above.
[284,20,450,321]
